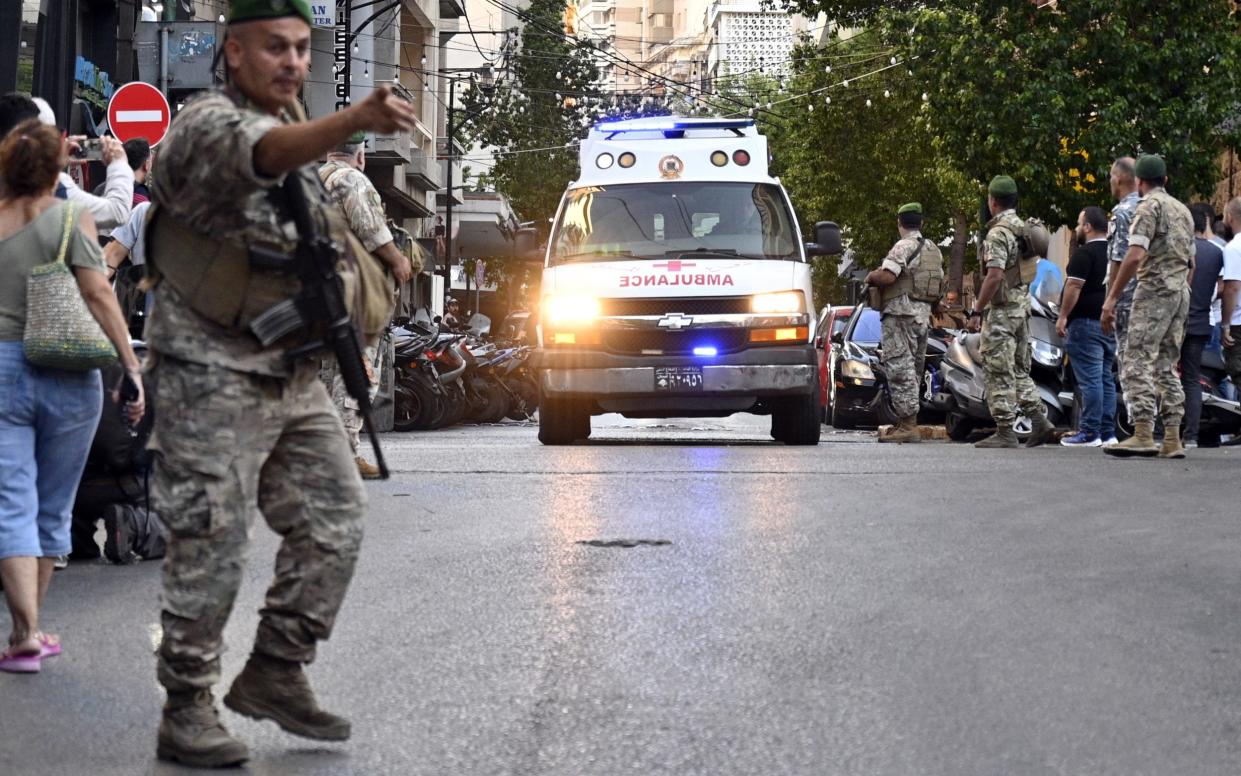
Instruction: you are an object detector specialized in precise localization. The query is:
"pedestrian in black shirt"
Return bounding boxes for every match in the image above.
[1057,206,1117,446]
[1181,203,1225,446]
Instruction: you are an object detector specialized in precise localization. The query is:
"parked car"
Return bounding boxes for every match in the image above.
[826,303,949,429]
[814,305,855,419]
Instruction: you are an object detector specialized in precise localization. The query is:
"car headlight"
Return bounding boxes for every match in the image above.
[841,359,874,380]
[545,294,601,324]
[1031,339,1063,367]
[751,291,804,314]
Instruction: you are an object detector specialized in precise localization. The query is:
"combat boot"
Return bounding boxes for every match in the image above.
[1104,421,1158,457]
[1024,411,1056,448]
[355,456,381,480]
[1158,424,1186,459]
[879,416,921,443]
[156,690,250,768]
[974,425,1019,449]
[224,653,351,741]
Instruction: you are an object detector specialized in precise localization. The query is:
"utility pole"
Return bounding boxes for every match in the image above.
[443,75,456,299]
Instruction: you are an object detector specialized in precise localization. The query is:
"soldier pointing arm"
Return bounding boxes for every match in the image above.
[146,0,415,768]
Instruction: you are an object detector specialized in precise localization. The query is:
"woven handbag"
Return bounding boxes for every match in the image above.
[22,203,117,370]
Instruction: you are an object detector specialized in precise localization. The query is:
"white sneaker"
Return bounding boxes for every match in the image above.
[1103,437,1119,446]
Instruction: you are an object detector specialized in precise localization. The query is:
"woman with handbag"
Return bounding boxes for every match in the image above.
[0,120,145,673]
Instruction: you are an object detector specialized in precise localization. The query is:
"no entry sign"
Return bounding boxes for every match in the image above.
[106,82,171,147]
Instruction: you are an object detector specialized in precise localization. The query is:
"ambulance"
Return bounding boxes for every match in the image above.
[534,117,842,445]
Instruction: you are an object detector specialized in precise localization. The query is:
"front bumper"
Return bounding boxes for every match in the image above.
[537,345,816,398]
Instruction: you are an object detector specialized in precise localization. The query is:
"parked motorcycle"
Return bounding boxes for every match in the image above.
[938,278,1069,442]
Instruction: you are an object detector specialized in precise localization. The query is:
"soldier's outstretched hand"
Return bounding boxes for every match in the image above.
[354,86,417,135]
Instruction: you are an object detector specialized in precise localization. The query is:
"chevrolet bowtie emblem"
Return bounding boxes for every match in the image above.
[657,313,693,330]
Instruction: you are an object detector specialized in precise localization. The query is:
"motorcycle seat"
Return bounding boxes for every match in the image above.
[961,332,984,364]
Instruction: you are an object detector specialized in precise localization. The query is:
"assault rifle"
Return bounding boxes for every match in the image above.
[275,171,389,479]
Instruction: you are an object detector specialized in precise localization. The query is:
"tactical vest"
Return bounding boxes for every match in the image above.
[881,238,946,308]
[145,91,393,344]
[988,214,1039,291]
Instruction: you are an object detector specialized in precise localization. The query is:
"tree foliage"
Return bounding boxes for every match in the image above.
[458,0,599,232]
[782,0,1241,224]
[732,41,977,301]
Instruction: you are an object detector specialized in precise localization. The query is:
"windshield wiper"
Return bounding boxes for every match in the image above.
[665,248,774,260]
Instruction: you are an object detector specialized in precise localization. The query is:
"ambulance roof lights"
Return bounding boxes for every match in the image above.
[733,150,751,166]
[593,118,755,132]
[710,151,729,167]
[617,152,636,168]
[596,153,614,169]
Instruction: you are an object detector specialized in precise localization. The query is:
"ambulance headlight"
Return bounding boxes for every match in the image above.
[750,291,804,314]
[545,294,601,324]
[596,153,614,169]
[618,152,636,168]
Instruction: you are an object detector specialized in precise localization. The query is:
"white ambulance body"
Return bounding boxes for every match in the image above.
[535,117,842,445]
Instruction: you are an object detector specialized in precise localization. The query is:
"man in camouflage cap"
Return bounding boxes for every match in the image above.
[865,202,943,442]
[318,131,412,479]
[966,176,1057,448]
[1101,154,1194,458]
[145,0,416,766]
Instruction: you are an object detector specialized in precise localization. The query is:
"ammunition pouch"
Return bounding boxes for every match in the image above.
[1003,254,1039,291]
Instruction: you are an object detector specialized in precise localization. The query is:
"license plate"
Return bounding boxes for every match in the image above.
[655,366,703,392]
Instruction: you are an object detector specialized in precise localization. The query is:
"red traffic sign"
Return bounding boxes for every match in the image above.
[106,82,171,147]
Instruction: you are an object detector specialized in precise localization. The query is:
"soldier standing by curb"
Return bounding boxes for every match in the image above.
[1101,155,1194,459]
[318,132,413,479]
[866,202,943,443]
[1107,157,1140,410]
[143,0,416,767]
[966,176,1057,449]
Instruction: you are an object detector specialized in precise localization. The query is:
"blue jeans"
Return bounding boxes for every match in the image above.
[0,341,102,559]
[1066,318,1117,439]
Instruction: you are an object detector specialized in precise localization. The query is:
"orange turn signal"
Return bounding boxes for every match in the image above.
[549,331,601,346]
[749,326,809,343]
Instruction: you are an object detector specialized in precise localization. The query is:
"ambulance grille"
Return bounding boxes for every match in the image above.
[603,328,750,355]
[600,297,752,317]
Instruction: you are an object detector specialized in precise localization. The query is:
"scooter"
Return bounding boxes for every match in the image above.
[937,279,1068,442]
[1196,348,1241,445]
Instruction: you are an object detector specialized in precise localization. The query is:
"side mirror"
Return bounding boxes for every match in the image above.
[514,228,543,263]
[831,330,845,345]
[806,221,843,256]
[433,315,443,324]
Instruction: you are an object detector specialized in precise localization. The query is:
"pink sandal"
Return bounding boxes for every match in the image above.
[37,633,60,658]
[0,645,41,674]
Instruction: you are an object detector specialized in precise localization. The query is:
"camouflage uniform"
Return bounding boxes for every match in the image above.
[879,234,935,418]
[316,159,391,453]
[147,89,366,694]
[1109,191,1141,395]
[980,210,1043,425]
[1121,188,1193,426]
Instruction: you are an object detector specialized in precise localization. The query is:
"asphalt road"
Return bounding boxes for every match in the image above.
[4,415,1241,776]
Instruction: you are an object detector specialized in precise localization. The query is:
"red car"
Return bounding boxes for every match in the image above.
[814,305,855,419]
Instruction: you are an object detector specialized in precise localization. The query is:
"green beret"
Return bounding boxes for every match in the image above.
[228,0,313,26]
[1135,154,1166,180]
[897,202,922,216]
[988,175,1018,197]
[346,130,367,145]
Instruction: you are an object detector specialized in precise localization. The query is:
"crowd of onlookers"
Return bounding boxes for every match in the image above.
[1055,157,1239,448]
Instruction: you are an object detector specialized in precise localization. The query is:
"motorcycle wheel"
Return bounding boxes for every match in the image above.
[505,377,539,421]
[438,383,468,428]
[480,380,512,424]
[945,411,975,442]
[409,383,444,431]
[464,377,495,423]
[392,385,421,432]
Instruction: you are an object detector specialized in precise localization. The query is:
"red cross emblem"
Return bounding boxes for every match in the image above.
[652,260,697,272]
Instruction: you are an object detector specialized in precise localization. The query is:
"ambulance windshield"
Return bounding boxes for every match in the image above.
[549,182,798,265]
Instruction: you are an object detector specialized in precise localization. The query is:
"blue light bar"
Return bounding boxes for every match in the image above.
[693,346,719,357]
[592,118,754,134]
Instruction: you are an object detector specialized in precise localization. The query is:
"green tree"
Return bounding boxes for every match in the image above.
[734,39,977,301]
[458,0,600,236]
[781,1,1241,224]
